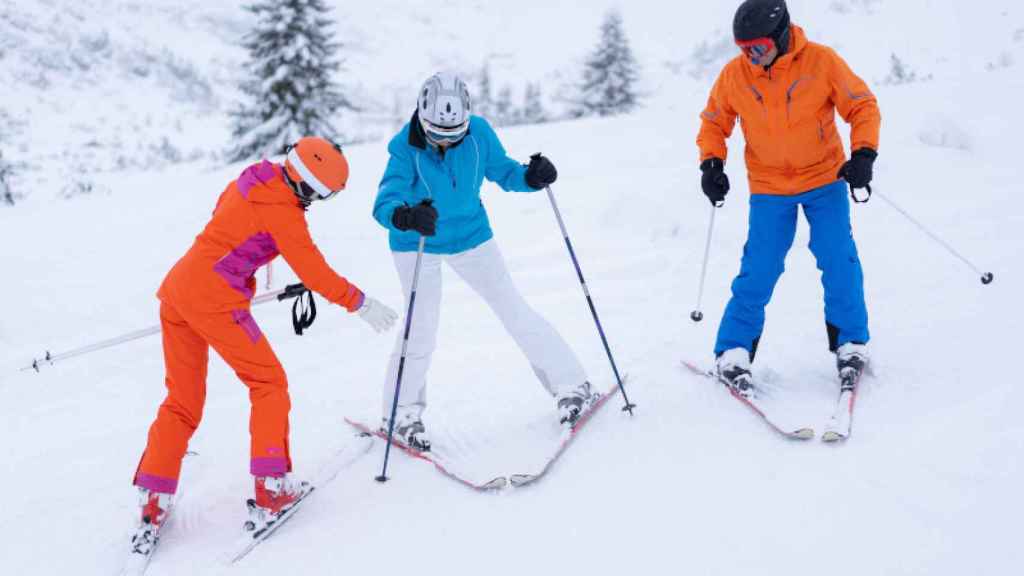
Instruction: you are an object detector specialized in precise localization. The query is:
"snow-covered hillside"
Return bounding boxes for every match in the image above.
[2,1,1023,575]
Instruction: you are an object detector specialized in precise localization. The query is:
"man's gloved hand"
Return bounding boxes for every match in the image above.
[837,148,878,189]
[525,153,558,190]
[700,158,730,206]
[357,297,398,333]
[392,199,438,236]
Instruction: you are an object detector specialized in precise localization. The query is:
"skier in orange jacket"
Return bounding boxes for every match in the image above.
[697,0,880,396]
[131,137,397,542]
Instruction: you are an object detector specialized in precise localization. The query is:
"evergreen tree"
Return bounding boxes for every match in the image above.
[475,62,494,120]
[0,148,13,206]
[494,85,516,126]
[574,10,641,118]
[521,83,548,125]
[229,0,355,161]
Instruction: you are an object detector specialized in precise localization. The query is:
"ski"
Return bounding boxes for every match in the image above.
[821,365,865,443]
[117,452,197,576]
[508,383,623,488]
[681,360,814,440]
[226,433,373,564]
[344,418,508,491]
[119,499,178,576]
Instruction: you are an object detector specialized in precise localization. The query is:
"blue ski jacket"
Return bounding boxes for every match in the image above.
[373,113,536,254]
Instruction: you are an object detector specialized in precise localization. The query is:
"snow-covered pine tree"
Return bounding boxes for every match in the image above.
[475,62,494,121]
[574,9,641,118]
[521,83,548,125]
[0,148,13,206]
[0,113,14,206]
[229,0,355,162]
[494,85,516,126]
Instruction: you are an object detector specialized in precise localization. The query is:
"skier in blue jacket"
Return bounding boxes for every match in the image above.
[372,72,594,450]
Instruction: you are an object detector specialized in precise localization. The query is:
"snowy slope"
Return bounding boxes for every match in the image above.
[2,1,1024,575]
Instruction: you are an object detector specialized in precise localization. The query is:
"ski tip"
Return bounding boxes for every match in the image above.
[789,428,815,440]
[508,474,536,488]
[821,431,848,443]
[481,477,509,490]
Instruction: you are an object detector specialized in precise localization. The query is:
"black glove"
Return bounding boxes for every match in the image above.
[700,158,730,206]
[837,148,877,189]
[392,199,438,236]
[524,153,558,189]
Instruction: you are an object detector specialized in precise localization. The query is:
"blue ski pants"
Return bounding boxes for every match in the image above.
[714,180,869,357]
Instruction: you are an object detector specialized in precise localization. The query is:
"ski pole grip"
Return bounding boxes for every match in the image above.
[277,283,308,301]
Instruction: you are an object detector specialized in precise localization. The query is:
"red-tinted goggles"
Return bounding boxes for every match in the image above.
[736,37,775,59]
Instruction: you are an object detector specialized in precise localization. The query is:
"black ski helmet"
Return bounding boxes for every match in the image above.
[734,0,791,55]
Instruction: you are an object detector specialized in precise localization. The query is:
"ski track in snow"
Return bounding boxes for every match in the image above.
[3,1,1024,575]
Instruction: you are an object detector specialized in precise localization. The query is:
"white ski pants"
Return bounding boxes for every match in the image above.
[382,239,588,419]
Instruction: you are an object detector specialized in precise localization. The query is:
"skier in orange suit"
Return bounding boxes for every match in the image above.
[131,137,397,538]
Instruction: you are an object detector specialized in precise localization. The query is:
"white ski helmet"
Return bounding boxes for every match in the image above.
[417,72,472,145]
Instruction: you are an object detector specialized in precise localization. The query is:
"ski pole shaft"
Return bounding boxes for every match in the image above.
[377,236,427,482]
[874,189,994,285]
[690,204,719,322]
[21,283,309,372]
[544,186,635,415]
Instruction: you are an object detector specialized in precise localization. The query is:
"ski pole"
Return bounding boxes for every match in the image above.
[873,188,994,285]
[544,185,635,416]
[377,235,427,482]
[21,283,310,373]
[690,203,720,322]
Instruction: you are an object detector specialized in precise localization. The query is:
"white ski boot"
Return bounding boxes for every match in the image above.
[245,474,309,532]
[716,348,755,399]
[381,410,431,452]
[836,342,869,391]
[130,488,172,556]
[557,381,597,426]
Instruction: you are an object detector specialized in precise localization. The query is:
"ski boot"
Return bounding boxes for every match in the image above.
[130,488,172,556]
[245,474,309,533]
[716,348,755,399]
[836,342,869,392]
[381,411,431,452]
[557,381,598,427]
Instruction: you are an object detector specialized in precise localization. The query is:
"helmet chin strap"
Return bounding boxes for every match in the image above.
[282,170,313,207]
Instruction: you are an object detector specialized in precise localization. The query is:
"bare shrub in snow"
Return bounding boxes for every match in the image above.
[986,52,1014,71]
[572,9,641,118]
[229,0,356,161]
[829,0,882,14]
[918,117,972,152]
[882,53,931,85]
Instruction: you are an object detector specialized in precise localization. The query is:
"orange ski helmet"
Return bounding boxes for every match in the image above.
[284,137,349,202]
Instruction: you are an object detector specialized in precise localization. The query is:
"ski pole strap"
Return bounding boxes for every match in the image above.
[277,282,308,301]
[850,184,872,204]
[291,289,316,336]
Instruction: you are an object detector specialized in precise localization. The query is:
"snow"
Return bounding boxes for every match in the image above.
[2,1,1023,575]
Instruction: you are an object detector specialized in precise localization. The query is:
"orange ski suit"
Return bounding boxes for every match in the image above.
[697,25,880,196]
[134,161,364,494]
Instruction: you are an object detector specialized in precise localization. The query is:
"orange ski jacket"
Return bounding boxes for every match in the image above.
[158,161,364,314]
[697,25,881,196]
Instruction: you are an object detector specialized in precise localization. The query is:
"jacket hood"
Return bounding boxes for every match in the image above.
[237,160,302,207]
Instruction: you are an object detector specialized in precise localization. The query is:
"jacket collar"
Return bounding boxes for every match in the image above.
[747,24,808,78]
[407,110,469,152]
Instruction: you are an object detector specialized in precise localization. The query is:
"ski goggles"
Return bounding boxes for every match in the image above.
[736,37,776,60]
[421,118,469,146]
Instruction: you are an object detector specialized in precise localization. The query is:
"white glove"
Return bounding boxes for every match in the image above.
[357,296,398,333]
